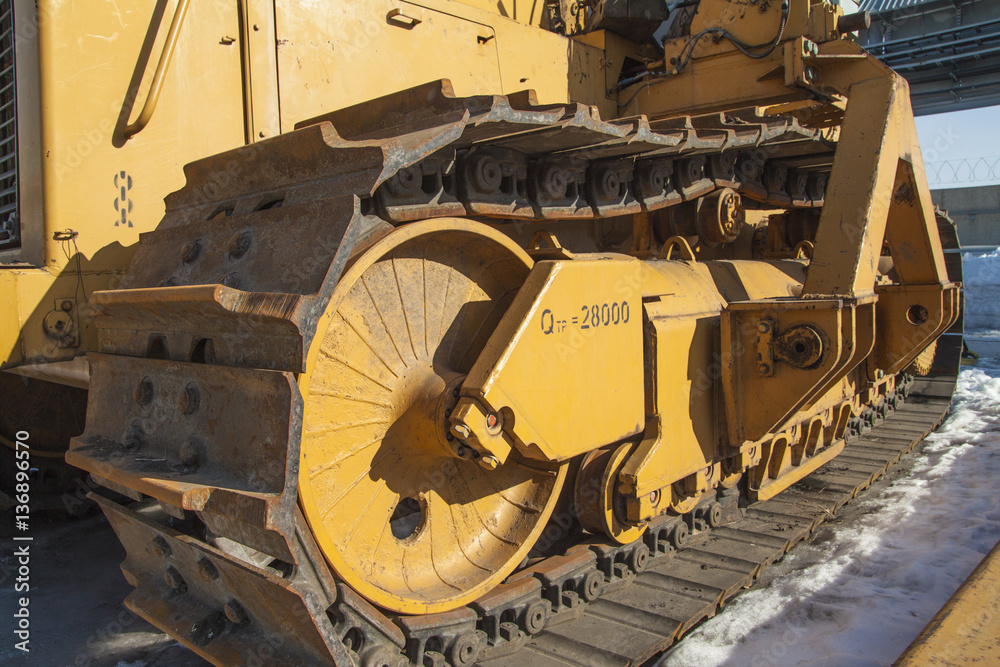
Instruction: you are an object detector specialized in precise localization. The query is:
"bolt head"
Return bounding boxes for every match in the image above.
[151,536,172,558]
[224,600,249,625]
[219,273,240,289]
[196,557,219,581]
[181,239,202,264]
[123,421,145,450]
[178,437,203,468]
[164,566,187,592]
[759,363,771,374]
[134,377,154,406]
[479,455,500,471]
[757,321,771,334]
[227,231,252,260]
[183,383,201,415]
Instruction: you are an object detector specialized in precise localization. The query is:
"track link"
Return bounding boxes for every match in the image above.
[481,373,960,666]
[66,81,960,666]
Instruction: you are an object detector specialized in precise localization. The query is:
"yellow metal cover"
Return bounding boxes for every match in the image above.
[461,257,646,462]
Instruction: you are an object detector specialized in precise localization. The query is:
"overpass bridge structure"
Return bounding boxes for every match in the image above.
[860,0,1000,116]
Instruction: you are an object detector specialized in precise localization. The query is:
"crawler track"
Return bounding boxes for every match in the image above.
[480,370,960,667]
[66,81,962,667]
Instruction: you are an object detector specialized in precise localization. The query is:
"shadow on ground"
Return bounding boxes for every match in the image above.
[1,510,208,667]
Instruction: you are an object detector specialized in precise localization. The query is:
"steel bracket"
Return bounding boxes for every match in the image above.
[722,297,874,444]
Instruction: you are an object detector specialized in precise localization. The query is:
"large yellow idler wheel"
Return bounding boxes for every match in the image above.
[298,219,567,614]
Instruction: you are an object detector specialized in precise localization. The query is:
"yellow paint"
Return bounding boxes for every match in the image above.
[3,0,623,370]
[456,257,647,463]
[896,537,1000,666]
[2,0,245,368]
[297,219,566,614]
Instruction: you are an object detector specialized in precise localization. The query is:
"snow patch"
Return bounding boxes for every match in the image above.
[660,362,1000,667]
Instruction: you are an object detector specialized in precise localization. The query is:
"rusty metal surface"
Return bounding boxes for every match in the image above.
[67,353,302,563]
[93,495,356,666]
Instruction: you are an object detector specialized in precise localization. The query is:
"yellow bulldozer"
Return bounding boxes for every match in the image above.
[1,0,964,664]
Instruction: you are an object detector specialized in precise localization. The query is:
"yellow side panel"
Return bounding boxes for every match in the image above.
[646,309,719,482]
[2,1,247,367]
[0,272,22,363]
[273,0,573,126]
[38,0,246,268]
[0,267,119,367]
[448,0,547,26]
[568,38,616,120]
[464,257,646,462]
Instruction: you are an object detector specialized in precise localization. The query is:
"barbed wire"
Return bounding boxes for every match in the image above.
[925,156,1000,187]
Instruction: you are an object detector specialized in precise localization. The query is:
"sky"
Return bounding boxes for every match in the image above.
[914,105,1000,189]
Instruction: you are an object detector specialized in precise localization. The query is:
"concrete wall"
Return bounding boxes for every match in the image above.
[932,185,1000,248]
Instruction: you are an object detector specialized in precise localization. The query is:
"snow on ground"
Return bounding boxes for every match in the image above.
[661,364,1000,667]
[661,248,1000,666]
